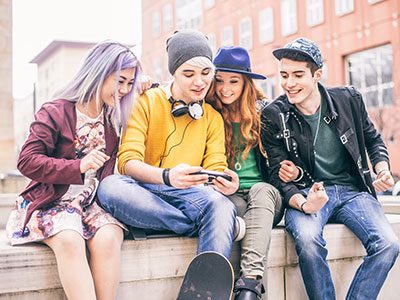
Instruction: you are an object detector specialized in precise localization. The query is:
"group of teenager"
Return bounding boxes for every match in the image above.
[6,28,399,300]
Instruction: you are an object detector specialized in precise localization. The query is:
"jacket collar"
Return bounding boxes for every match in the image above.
[276,82,339,120]
[318,82,338,120]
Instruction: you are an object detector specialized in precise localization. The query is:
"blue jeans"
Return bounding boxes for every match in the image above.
[285,185,399,300]
[97,174,236,258]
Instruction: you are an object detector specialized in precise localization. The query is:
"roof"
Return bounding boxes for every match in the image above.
[30,40,98,64]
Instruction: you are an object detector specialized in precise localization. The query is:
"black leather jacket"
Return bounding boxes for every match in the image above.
[261,83,389,206]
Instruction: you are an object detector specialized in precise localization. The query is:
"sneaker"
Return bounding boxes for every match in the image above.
[233,216,246,242]
[234,276,265,300]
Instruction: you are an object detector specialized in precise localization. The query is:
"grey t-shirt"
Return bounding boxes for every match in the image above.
[300,96,357,186]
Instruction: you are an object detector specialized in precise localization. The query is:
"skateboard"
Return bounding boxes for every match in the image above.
[177,251,234,300]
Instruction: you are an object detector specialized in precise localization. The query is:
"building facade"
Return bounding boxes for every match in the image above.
[30,40,97,109]
[13,92,34,154]
[141,0,400,177]
[0,0,14,173]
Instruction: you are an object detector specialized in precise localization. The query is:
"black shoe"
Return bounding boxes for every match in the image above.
[234,277,265,300]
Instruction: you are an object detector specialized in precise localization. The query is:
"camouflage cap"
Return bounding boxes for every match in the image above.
[273,37,323,68]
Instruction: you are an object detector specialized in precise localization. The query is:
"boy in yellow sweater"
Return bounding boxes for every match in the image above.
[98,29,243,258]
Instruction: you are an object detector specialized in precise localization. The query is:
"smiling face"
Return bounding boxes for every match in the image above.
[171,62,213,103]
[101,67,136,107]
[278,58,322,109]
[214,71,245,106]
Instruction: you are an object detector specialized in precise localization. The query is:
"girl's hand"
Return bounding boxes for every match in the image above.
[212,168,239,196]
[80,149,110,173]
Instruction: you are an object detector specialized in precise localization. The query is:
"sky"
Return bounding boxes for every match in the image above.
[12,0,142,99]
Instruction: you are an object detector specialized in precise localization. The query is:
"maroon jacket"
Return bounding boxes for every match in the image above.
[18,99,119,227]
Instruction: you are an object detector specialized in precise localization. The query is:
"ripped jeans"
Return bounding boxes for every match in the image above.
[285,185,399,300]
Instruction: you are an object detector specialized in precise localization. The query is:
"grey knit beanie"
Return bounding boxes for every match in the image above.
[166,29,213,75]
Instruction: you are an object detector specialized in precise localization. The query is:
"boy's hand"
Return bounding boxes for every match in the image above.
[138,75,153,94]
[373,170,394,192]
[168,164,208,188]
[302,182,329,214]
[279,160,299,182]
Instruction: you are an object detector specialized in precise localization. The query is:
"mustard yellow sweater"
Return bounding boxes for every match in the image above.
[118,87,227,174]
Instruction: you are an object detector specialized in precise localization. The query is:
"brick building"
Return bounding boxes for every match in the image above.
[141,0,400,176]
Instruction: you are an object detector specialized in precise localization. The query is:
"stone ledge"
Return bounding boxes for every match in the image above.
[1,214,400,299]
[0,193,16,229]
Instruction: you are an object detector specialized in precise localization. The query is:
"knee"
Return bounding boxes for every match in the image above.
[387,239,400,259]
[98,175,119,202]
[49,231,86,258]
[248,183,280,208]
[97,175,131,209]
[90,227,123,256]
[205,191,236,216]
[290,227,321,248]
[286,218,324,256]
[372,236,400,259]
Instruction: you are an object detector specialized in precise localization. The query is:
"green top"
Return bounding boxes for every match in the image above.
[232,122,263,190]
[300,97,357,186]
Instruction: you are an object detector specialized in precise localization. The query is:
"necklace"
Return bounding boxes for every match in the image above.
[79,103,101,119]
[233,142,242,171]
[235,160,242,171]
[232,122,243,171]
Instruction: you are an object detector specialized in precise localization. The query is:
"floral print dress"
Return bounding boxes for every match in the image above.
[6,108,126,245]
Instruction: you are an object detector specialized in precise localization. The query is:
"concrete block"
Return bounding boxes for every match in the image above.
[262,267,285,300]
[285,265,308,300]
[0,193,15,228]
[0,213,399,299]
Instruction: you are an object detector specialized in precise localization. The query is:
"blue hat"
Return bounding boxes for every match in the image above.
[213,46,267,80]
[272,37,323,68]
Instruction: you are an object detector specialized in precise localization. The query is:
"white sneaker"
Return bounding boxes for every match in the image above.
[233,216,246,242]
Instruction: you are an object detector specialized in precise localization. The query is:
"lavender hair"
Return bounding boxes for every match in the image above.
[53,40,142,135]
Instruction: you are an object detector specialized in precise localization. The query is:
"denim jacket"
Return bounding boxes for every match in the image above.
[261,83,389,206]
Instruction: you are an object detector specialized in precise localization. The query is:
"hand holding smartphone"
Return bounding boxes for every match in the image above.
[190,170,232,183]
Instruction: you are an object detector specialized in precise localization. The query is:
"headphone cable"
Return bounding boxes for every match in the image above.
[159,118,194,167]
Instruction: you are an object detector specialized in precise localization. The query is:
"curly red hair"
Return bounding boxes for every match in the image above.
[206,74,267,168]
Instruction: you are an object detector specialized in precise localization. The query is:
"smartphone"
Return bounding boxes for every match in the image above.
[190,170,232,183]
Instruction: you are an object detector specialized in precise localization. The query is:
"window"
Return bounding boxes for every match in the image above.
[163,4,173,32]
[258,76,277,100]
[281,0,297,36]
[176,0,202,29]
[239,17,253,50]
[153,58,163,83]
[204,0,215,9]
[346,44,393,108]
[221,26,234,46]
[152,11,161,37]
[259,8,274,44]
[307,0,324,26]
[321,63,328,85]
[335,0,354,16]
[208,32,217,54]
